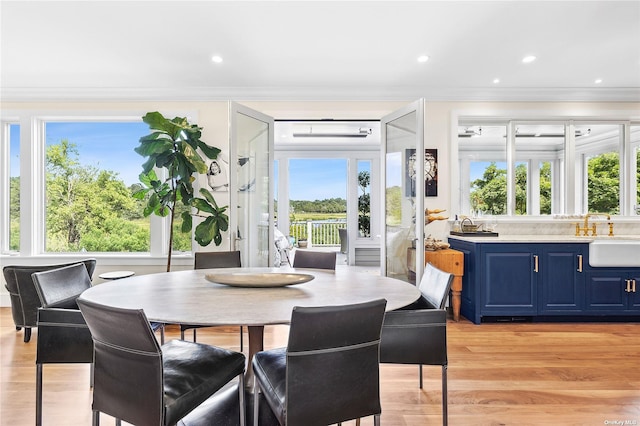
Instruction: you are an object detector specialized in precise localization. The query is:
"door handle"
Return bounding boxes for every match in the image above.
[533,255,539,273]
[633,280,637,293]
[625,279,631,293]
[577,255,583,272]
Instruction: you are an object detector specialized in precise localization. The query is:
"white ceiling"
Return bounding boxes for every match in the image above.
[2,1,640,102]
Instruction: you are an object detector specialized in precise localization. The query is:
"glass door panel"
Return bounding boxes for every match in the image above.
[230,103,274,267]
[382,101,424,282]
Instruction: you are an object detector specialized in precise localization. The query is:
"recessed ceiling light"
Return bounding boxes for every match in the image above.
[417,55,429,63]
[594,78,603,84]
[211,55,223,64]
[493,78,500,84]
[522,55,536,64]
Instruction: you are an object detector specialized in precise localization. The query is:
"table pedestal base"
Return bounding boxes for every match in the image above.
[182,380,279,426]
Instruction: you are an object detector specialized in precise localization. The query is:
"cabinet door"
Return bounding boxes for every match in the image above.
[482,245,536,315]
[626,273,640,310]
[539,245,584,313]
[585,271,628,311]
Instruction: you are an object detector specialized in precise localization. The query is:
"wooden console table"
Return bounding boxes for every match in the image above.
[407,247,464,321]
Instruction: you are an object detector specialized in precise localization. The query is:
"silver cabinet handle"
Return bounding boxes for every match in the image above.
[533,255,539,273]
[577,255,583,272]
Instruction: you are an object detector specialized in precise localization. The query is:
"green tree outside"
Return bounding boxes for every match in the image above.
[471,155,621,215]
[45,140,149,252]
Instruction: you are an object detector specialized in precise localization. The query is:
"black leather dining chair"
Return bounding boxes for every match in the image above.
[2,258,96,342]
[77,298,247,426]
[31,263,95,426]
[181,251,244,347]
[252,299,387,426]
[291,250,337,270]
[379,262,454,426]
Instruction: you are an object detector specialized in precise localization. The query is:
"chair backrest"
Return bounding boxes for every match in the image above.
[77,298,164,426]
[380,308,448,366]
[31,263,94,309]
[292,250,337,270]
[194,250,242,269]
[419,263,454,309]
[2,259,96,327]
[285,299,387,425]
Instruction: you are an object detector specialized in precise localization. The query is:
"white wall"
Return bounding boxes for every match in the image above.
[2,99,639,306]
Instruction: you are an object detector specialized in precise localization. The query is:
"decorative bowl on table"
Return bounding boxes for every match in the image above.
[205,272,315,288]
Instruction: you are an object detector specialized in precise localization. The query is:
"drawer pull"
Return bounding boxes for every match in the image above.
[533,255,539,272]
[633,280,637,293]
[577,255,583,272]
[625,280,632,293]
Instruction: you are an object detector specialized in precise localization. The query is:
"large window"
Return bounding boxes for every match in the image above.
[458,120,636,217]
[43,121,152,252]
[6,123,20,252]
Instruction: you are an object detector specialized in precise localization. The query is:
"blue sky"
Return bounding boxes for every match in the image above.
[10,121,489,198]
[45,122,149,185]
[10,122,360,201]
[288,158,348,201]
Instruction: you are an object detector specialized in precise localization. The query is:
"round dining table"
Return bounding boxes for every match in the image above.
[79,267,421,383]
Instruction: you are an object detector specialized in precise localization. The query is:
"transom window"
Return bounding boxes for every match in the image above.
[458,120,639,217]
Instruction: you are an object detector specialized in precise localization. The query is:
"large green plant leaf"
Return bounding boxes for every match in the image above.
[136,111,229,270]
[194,216,217,246]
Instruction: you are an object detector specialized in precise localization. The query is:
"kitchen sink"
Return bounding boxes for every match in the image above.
[589,238,640,267]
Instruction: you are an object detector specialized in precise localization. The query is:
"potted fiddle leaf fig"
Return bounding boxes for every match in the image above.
[133,111,229,271]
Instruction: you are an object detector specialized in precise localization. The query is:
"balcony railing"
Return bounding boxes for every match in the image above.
[289,220,346,247]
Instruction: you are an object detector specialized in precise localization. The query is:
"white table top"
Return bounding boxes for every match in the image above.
[80,267,421,327]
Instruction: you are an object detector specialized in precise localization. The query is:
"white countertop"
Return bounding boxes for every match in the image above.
[447,234,640,243]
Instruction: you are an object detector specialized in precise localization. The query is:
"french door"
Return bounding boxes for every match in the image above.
[381,100,425,282]
[229,103,274,267]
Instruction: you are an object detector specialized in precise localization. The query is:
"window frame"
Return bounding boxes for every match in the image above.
[0,110,198,265]
[454,116,637,217]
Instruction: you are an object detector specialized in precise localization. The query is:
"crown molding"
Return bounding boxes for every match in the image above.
[2,86,639,103]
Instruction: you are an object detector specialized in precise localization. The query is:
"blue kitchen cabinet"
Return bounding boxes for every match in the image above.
[585,269,640,312]
[448,238,638,324]
[481,244,537,315]
[539,244,585,314]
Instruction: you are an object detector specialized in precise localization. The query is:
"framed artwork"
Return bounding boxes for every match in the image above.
[405,148,438,197]
[206,154,229,192]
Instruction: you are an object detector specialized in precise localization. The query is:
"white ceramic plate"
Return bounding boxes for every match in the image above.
[205,272,315,288]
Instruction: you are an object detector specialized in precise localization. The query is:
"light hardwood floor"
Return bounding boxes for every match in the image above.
[1,307,639,425]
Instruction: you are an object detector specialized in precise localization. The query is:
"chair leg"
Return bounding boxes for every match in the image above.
[419,364,423,389]
[160,325,165,345]
[442,364,448,426]
[238,373,246,426]
[253,377,260,426]
[36,363,43,426]
[24,327,32,343]
[239,326,244,352]
[374,414,381,426]
[193,329,197,342]
[180,327,185,340]
[92,410,100,426]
